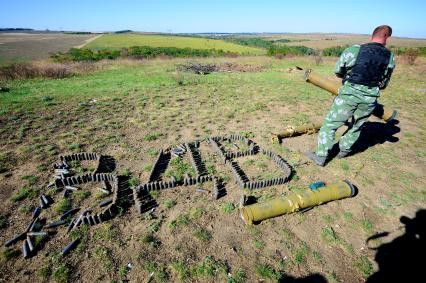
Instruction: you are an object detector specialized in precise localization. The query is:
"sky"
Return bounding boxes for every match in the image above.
[2,0,426,38]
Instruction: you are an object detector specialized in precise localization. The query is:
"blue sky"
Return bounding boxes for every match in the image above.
[2,0,425,38]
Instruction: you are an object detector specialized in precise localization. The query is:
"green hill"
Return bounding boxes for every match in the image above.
[84,34,265,55]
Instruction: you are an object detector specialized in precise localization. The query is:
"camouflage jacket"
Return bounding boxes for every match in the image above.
[335,44,395,97]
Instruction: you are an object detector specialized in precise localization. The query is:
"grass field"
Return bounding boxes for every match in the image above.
[84,34,265,54]
[262,33,426,49]
[0,33,97,65]
[1,54,425,282]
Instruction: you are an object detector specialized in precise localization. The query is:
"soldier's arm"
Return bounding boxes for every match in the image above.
[379,52,396,90]
[334,45,359,78]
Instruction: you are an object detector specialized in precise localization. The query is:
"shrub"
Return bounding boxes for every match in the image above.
[322,45,348,57]
[274,38,291,43]
[267,45,315,57]
[226,37,274,49]
[51,46,236,63]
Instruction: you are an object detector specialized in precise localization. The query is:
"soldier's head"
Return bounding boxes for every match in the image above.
[371,25,392,45]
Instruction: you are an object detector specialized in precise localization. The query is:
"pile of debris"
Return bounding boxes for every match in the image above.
[177,62,218,74]
[218,62,264,73]
[177,62,265,75]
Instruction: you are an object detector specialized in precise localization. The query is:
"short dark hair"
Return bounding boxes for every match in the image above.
[372,25,392,38]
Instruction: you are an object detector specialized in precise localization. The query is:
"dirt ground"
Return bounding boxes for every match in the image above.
[0,56,425,282]
[0,33,98,65]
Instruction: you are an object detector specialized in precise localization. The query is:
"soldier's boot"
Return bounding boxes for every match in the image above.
[337,150,351,159]
[305,152,327,167]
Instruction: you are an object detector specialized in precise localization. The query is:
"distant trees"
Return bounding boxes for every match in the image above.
[267,45,315,57]
[226,38,274,49]
[50,46,235,62]
[51,48,121,62]
[322,46,348,57]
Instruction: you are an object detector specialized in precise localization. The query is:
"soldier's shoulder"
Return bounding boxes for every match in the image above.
[339,45,360,61]
[347,44,361,51]
[342,45,360,55]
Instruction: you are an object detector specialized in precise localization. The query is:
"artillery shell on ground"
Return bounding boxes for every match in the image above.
[27,231,48,237]
[66,219,75,233]
[23,240,30,259]
[40,194,50,208]
[26,236,34,251]
[99,188,110,195]
[46,219,66,228]
[60,208,80,220]
[87,215,95,226]
[82,216,89,225]
[55,169,69,174]
[61,238,80,256]
[239,195,246,207]
[74,216,82,227]
[4,233,26,247]
[40,197,47,209]
[99,199,112,207]
[63,189,71,198]
[65,186,79,191]
[26,218,37,232]
[32,206,41,220]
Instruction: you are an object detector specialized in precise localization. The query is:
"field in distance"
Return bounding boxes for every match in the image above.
[260,33,426,49]
[0,33,98,65]
[84,33,265,54]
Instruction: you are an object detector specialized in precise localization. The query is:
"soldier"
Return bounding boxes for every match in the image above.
[306,25,395,166]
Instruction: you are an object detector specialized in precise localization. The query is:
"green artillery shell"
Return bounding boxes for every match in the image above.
[4,233,26,247]
[61,238,80,256]
[23,240,30,259]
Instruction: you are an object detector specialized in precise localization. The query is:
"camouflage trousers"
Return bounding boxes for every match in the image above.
[315,93,377,157]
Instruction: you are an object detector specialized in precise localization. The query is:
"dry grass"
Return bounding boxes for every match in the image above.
[0,61,98,81]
